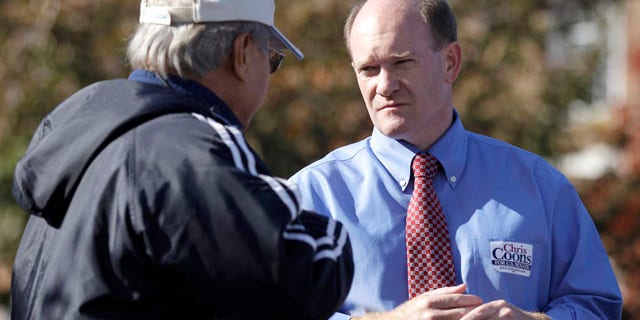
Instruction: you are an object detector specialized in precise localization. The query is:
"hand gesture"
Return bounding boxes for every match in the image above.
[459,300,549,320]
[353,284,483,320]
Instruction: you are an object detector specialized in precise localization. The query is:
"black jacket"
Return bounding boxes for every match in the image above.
[11,77,353,319]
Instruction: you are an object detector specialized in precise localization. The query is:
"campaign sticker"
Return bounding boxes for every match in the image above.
[490,241,533,277]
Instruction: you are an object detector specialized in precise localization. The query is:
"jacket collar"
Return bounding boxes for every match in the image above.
[129,69,243,129]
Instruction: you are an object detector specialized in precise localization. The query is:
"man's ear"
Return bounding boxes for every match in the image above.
[444,42,462,84]
[231,32,253,81]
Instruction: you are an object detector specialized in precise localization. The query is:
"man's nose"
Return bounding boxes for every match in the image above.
[376,68,400,97]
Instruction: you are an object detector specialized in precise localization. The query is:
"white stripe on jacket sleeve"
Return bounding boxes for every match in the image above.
[192,113,300,219]
[283,218,349,262]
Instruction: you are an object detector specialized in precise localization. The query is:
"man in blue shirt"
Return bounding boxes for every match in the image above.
[289,0,622,319]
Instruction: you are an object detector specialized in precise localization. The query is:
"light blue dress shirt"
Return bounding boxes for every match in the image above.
[289,112,622,319]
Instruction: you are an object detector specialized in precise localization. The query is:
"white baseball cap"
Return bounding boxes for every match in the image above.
[139,0,303,59]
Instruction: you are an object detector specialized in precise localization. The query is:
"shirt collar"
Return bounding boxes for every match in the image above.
[371,128,415,191]
[370,110,468,191]
[429,110,467,189]
[128,69,243,129]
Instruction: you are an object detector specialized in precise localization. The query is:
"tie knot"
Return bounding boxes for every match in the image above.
[412,153,438,179]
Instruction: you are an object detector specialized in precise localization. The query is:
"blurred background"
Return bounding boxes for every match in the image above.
[0,0,638,318]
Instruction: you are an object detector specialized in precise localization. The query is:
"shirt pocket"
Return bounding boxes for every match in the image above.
[466,238,546,310]
[455,200,549,310]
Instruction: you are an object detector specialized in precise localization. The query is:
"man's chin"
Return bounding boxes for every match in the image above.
[377,126,407,140]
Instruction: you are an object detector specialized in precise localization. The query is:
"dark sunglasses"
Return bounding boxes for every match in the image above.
[266,47,285,74]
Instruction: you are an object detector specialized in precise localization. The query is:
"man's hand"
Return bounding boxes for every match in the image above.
[352,284,483,320]
[459,300,550,320]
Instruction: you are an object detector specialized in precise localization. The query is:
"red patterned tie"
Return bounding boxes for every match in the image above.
[406,153,455,299]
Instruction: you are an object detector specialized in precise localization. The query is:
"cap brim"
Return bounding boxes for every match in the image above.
[268,26,304,60]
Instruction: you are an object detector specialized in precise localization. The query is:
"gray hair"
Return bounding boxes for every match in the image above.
[127,21,271,79]
[344,0,457,55]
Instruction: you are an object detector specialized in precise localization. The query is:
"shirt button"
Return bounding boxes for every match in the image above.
[450,176,457,183]
[400,179,407,187]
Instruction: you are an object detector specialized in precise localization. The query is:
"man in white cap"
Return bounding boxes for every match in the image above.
[10,0,353,319]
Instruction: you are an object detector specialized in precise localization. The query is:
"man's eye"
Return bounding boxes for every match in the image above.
[359,66,379,76]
